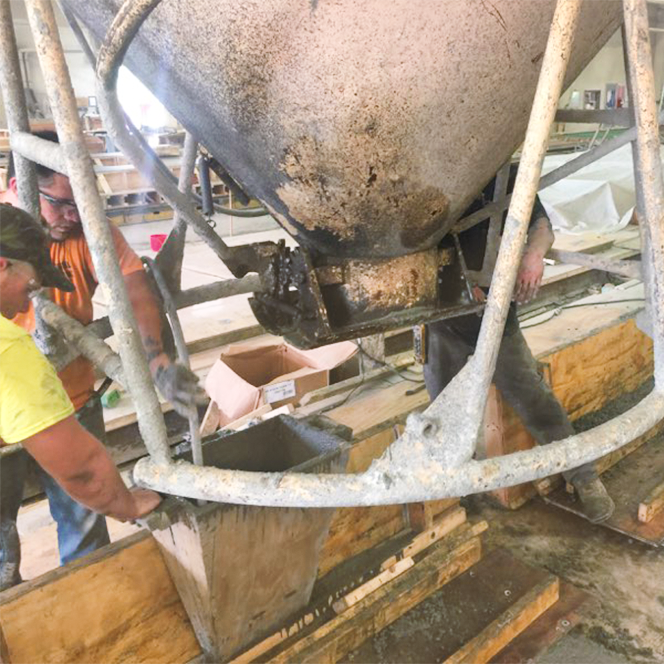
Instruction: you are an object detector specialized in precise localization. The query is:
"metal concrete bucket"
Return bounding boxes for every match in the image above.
[145,415,350,661]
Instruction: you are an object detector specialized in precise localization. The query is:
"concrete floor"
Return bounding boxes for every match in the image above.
[477,495,664,663]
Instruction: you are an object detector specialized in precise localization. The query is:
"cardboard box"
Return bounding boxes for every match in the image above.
[205,339,357,428]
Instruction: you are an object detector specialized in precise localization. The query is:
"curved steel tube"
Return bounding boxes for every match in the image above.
[133,389,664,506]
[95,0,238,265]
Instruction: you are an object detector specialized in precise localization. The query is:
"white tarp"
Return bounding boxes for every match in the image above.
[538,143,664,234]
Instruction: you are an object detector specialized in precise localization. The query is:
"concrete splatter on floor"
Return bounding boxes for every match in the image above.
[474,496,664,663]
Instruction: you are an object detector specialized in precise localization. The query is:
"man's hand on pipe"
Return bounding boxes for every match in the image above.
[151,354,207,417]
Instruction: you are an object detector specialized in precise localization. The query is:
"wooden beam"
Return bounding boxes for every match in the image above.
[443,576,560,664]
[638,481,664,523]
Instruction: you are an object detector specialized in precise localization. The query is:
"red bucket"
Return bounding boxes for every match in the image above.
[150,233,168,252]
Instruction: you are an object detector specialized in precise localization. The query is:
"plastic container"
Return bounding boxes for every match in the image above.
[150,233,168,252]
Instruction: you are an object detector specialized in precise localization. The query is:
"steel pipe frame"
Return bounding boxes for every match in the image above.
[23,0,172,466]
[454,109,664,234]
[93,0,239,267]
[9,131,68,175]
[133,389,664,506]
[623,0,664,388]
[0,0,40,220]
[18,0,661,506]
[88,274,264,341]
[145,257,204,466]
[546,249,643,280]
[555,108,633,125]
[154,131,198,295]
[132,0,663,506]
[33,294,126,385]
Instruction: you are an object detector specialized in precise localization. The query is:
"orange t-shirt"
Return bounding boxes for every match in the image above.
[6,190,144,409]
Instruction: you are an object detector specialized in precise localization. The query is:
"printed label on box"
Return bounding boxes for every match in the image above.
[263,380,296,404]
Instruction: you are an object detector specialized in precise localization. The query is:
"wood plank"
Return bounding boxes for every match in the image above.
[332,557,415,614]
[638,480,664,523]
[381,505,468,570]
[444,576,560,664]
[489,583,588,664]
[266,536,483,664]
[0,532,201,664]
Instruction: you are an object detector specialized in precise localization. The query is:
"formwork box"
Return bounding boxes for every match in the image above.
[149,415,350,661]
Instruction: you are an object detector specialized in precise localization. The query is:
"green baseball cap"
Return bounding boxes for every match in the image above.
[0,203,75,292]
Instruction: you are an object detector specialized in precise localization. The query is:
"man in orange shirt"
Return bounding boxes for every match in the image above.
[1,131,200,584]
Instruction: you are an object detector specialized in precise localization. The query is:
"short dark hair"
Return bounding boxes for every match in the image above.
[7,129,59,183]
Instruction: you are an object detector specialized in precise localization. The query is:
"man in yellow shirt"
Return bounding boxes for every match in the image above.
[1,130,202,575]
[0,203,161,589]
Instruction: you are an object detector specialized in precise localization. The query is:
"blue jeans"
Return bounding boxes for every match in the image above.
[0,396,110,587]
[424,314,598,487]
[42,396,110,564]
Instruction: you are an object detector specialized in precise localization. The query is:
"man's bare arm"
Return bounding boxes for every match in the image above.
[514,216,554,304]
[23,415,161,521]
[123,270,204,417]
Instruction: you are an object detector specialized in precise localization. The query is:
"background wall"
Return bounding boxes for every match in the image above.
[0,0,177,131]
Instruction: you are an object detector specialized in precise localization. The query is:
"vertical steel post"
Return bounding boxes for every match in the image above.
[24,0,171,465]
[623,0,664,388]
[472,0,583,397]
[145,257,203,466]
[0,0,40,219]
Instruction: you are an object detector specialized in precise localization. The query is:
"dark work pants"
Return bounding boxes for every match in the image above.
[423,312,597,486]
[0,396,110,589]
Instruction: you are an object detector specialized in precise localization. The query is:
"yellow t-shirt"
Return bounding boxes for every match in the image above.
[0,315,75,444]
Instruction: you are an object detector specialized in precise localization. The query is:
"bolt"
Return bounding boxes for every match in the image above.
[504,589,511,597]
[560,619,571,628]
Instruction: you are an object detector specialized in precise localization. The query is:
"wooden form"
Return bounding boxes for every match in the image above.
[638,481,664,523]
[345,548,574,664]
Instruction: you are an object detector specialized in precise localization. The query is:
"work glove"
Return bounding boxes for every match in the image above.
[154,361,207,418]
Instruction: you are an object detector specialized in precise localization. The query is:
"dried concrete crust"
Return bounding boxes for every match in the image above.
[340,251,439,311]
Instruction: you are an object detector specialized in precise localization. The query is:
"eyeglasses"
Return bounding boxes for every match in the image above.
[39,190,78,212]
